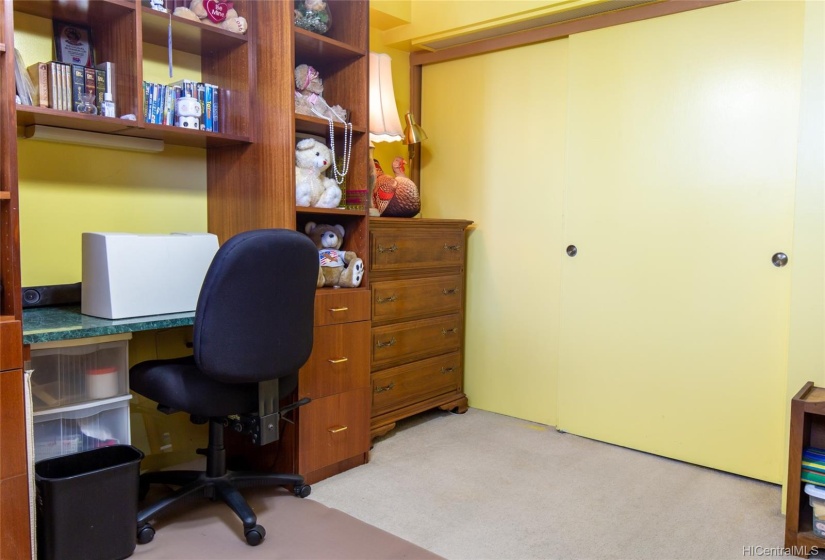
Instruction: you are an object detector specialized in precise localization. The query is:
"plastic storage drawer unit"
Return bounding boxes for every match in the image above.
[33,397,132,462]
[30,334,130,411]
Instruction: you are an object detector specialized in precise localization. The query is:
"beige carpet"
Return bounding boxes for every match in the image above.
[131,486,441,559]
[310,408,786,560]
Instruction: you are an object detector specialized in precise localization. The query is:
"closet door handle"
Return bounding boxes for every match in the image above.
[376,337,396,348]
[566,245,578,257]
[772,252,788,267]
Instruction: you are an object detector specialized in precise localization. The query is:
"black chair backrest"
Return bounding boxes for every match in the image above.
[193,229,318,384]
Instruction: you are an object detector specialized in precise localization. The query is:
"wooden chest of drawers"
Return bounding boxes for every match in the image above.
[369,218,472,439]
[297,288,371,483]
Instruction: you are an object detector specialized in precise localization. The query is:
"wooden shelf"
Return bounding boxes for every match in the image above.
[294,28,365,65]
[13,0,133,24]
[0,192,11,200]
[295,114,366,137]
[141,7,248,55]
[297,207,367,217]
[16,106,250,148]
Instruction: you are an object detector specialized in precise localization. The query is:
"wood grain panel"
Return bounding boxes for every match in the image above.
[299,321,370,400]
[371,314,461,370]
[371,275,462,324]
[298,388,370,474]
[370,229,465,272]
[371,352,461,416]
[0,319,21,372]
[0,474,32,560]
[313,288,370,326]
[0,369,27,480]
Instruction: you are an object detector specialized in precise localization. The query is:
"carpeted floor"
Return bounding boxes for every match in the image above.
[309,408,787,560]
[131,485,441,559]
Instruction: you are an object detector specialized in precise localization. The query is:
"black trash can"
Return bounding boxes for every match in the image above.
[35,445,144,560]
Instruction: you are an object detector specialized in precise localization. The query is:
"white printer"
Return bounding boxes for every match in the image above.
[81,232,219,319]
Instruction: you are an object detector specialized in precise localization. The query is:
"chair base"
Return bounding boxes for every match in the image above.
[136,419,310,546]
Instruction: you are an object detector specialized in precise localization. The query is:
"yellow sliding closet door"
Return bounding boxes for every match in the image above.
[558,0,804,483]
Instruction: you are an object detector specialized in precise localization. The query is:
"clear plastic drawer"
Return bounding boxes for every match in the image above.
[30,334,131,412]
[33,396,132,462]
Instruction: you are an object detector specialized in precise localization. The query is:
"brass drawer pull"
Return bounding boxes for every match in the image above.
[441,367,455,374]
[442,328,458,335]
[329,307,349,313]
[378,244,398,253]
[328,425,348,434]
[444,244,461,251]
[374,382,395,393]
[327,357,348,364]
[377,294,397,304]
[376,337,396,348]
[442,288,458,295]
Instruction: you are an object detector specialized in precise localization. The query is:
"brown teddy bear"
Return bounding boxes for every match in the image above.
[294,64,348,122]
[304,222,364,288]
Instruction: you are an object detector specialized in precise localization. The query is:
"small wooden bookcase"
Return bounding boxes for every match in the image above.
[786,381,825,557]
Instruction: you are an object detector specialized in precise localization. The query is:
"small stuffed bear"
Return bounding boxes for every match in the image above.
[173,0,248,34]
[295,138,342,208]
[305,222,364,289]
[294,64,348,122]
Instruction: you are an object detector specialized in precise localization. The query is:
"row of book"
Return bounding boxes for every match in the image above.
[143,80,220,132]
[20,59,115,117]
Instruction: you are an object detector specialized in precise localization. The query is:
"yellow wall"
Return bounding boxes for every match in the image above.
[417,0,815,444]
[422,39,568,426]
[14,14,207,286]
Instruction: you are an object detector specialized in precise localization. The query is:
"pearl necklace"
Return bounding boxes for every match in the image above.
[311,104,352,185]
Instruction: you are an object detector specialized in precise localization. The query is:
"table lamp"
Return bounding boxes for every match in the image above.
[368,52,403,215]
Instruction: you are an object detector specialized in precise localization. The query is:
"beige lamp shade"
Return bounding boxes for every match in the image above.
[368,52,404,143]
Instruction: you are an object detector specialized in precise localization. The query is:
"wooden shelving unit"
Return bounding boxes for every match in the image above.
[786,382,825,557]
[1,0,371,551]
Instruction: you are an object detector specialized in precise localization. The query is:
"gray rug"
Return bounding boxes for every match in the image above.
[310,408,786,560]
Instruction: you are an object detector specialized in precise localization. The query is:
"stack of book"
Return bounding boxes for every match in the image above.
[22,61,115,116]
[802,447,825,486]
[142,79,220,132]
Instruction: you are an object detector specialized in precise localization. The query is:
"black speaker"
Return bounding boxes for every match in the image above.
[22,282,81,308]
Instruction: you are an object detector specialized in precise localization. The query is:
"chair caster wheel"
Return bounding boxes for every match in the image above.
[245,524,266,546]
[294,484,311,498]
[137,524,155,545]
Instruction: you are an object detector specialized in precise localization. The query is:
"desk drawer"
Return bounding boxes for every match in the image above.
[299,388,370,474]
[370,230,465,272]
[372,353,461,415]
[314,289,370,326]
[299,321,369,399]
[372,275,462,323]
[371,314,461,370]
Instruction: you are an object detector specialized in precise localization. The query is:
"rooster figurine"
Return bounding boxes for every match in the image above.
[381,157,421,218]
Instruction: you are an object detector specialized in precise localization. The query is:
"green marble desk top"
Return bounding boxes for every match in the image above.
[23,305,195,345]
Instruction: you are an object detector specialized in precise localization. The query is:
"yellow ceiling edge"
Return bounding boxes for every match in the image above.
[380,0,611,51]
[370,0,411,31]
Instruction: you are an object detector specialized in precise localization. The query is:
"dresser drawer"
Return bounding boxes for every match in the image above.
[372,275,462,323]
[314,289,370,326]
[299,388,370,474]
[299,321,369,399]
[371,314,461,369]
[370,230,465,272]
[372,353,461,415]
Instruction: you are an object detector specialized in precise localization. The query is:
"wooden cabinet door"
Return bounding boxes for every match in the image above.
[558,1,804,483]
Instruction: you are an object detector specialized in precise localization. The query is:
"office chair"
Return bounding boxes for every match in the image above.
[130,229,318,546]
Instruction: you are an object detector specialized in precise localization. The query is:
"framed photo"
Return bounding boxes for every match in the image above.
[53,21,94,67]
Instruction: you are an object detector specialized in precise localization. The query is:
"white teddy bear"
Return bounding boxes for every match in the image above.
[295,138,342,208]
